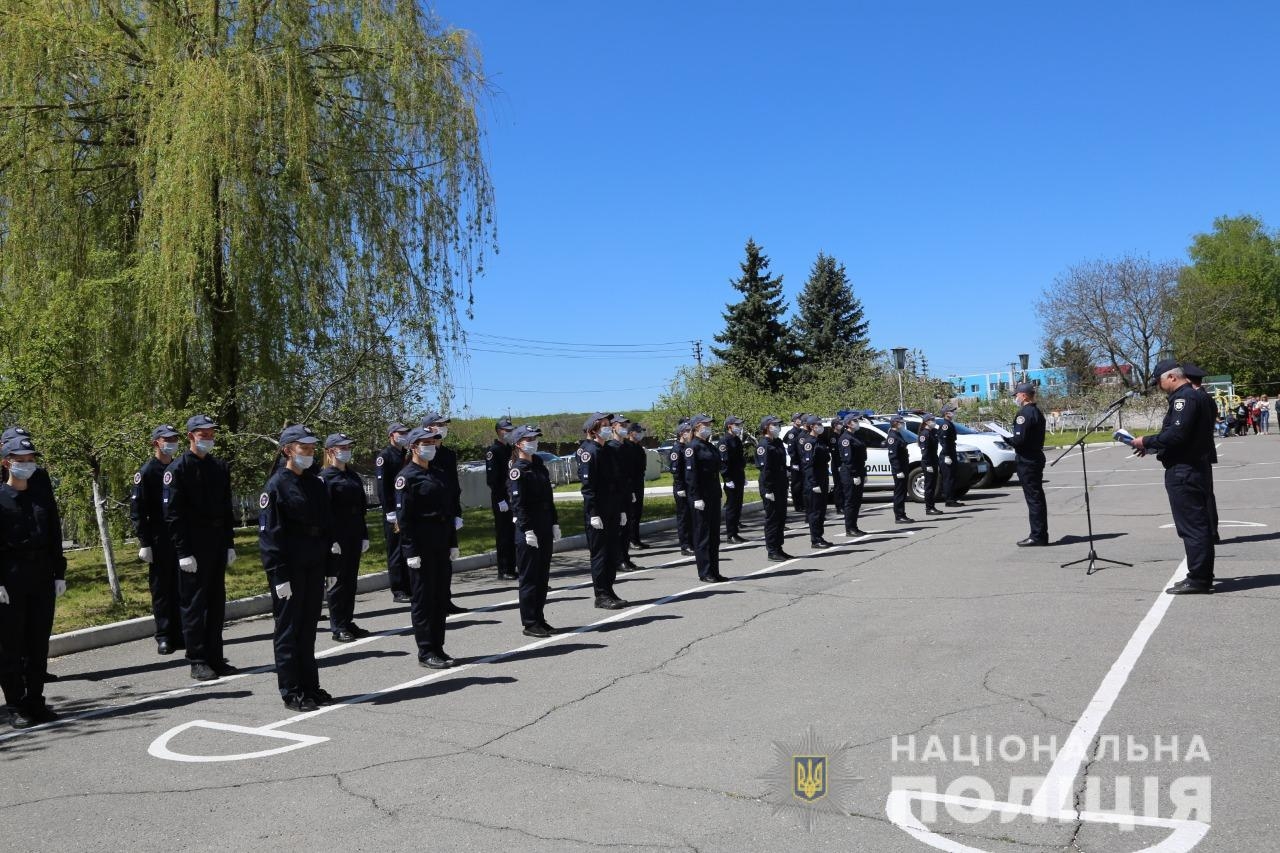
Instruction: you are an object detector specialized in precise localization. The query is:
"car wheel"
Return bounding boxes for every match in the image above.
[908,467,925,502]
[975,455,998,488]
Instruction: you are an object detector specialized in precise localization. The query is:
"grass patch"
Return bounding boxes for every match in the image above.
[553,472,674,493]
[1042,429,1156,448]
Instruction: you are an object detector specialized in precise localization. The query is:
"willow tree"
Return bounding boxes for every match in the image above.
[0,0,493,541]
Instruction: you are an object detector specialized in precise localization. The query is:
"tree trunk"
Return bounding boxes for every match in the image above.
[92,478,122,604]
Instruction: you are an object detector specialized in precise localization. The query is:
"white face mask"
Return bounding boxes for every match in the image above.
[437,426,449,439]
[813,425,825,435]
[8,461,37,480]
[599,426,614,440]
[335,450,353,464]
[394,433,410,448]
[520,440,538,455]
[697,426,712,440]
[614,427,629,439]
[195,438,215,454]
[416,444,437,462]
[160,442,180,456]
[730,426,742,437]
[291,453,314,471]
[767,425,780,438]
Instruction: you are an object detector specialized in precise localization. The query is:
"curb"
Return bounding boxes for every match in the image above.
[49,504,761,658]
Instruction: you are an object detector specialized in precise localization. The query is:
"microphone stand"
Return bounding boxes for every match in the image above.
[1050,393,1134,575]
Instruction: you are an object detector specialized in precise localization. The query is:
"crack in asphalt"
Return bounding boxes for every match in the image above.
[981,664,1076,726]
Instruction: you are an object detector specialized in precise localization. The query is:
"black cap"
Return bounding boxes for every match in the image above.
[611,414,631,424]
[1014,381,1035,395]
[509,424,542,444]
[406,425,441,445]
[791,412,804,421]
[676,420,692,434]
[421,412,452,427]
[631,422,645,433]
[759,415,781,431]
[583,412,612,432]
[388,421,409,436]
[889,414,904,424]
[279,424,318,446]
[185,414,219,433]
[941,403,958,414]
[802,414,822,427]
[325,432,354,449]
[2,436,39,457]
[1150,359,1181,386]
[689,414,713,427]
[495,418,514,431]
[1182,363,1207,381]
[2,426,30,442]
[725,415,743,426]
[150,424,180,441]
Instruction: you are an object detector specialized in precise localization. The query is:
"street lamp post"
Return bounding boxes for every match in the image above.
[1019,353,1030,382]
[892,347,908,412]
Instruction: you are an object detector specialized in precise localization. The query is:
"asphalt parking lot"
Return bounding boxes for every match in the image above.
[3,437,1276,852]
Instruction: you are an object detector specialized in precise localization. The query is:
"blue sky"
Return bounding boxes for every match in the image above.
[431,1,1280,418]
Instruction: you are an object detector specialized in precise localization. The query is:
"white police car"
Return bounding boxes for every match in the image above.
[896,414,1016,488]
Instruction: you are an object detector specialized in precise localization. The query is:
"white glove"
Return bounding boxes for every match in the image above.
[725,481,735,489]
[853,477,862,485]
[944,456,953,465]
[926,466,934,473]
[454,517,464,531]
[275,581,292,599]
[330,542,342,555]
[386,512,397,523]
[179,556,198,573]
[360,539,370,553]
[630,494,636,503]
[498,500,509,512]
[0,585,8,605]
[693,499,706,511]
[407,556,422,569]
[552,524,561,540]
[449,547,460,560]
[589,516,604,530]
[325,576,337,591]
[812,486,821,493]
[525,530,538,548]
[676,490,687,497]
[764,492,775,501]
[138,546,153,563]
[226,547,237,566]
[895,472,905,480]
[620,512,627,526]
[54,579,67,597]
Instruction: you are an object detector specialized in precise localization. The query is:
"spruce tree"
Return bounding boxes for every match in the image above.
[711,239,796,391]
[792,252,873,379]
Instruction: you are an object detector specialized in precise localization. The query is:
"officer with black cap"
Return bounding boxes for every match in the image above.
[396,425,456,667]
[836,414,868,536]
[130,425,185,655]
[1009,382,1048,546]
[608,414,639,570]
[579,413,628,607]
[1182,363,1220,543]
[886,415,915,523]
[755,415,791,560]
[829,413,846,516]
[785,413,806,512]
[164,414,238,681]
[259,425,337,711]
[799,415,835,547]
[939,404,964,507]
[917,413,944,516]
[507,425,562,637]
[686,414,727,580]
[485,417,517,581]
[375,422,412,603]
[421,413,467,614]
[625,422,650,550]
[1132,360,1217,594]
[720,416,748,543]
[670,420,694,556]
[320,433,370,643]
[0,435,67,728]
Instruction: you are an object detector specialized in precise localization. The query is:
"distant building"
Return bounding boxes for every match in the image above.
[1094,364,1133,387]
[948,367,1067,401]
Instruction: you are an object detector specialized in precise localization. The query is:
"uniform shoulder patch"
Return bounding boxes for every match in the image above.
[394,475,406,490]
[578,449,591,462]
[375,455,384,467]
[718,443,727,452]
[1174,400,1185,411]
[1016,415,1026,424]
[684,447,693,457]
[756,446,765,455]
[162,470,173,485]
[803,441,813,452]
[670,451,678,460]
[133,472,142,484]
[486,451,493,459]
[509,467,520,480]
[841,438,850,446]
[259,492,270,509]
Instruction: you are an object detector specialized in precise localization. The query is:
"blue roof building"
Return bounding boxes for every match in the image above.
[947,367,1067,401]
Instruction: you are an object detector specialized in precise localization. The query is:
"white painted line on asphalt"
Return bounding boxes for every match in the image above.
[1047,474,1280,490]
[886,559,1210,851]
[1160,520,1264,529]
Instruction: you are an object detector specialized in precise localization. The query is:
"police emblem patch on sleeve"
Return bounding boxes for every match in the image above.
[842,439,850,446]
[486,451,493,459]
[509,468,520,480]
[1174,400,1185,411]
[133,472,142,484]
[375,455,384,467]
[718,444,727,452]
[394,475,406,490]
[1016,416,1026,424]
[578,449,591,462]
[259,492,270,509]
[670,452,678,460]
[803,442,813,452]
[162,471,173,485]
[684,447,693,458]
[757,446,765,455]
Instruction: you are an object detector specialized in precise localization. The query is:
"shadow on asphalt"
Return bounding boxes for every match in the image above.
[319,649,410,667]
[1054,532,1127,545]
[369,676,517,705]
[1218,530,1280,546]
[498,642,607,663]
[1212,574,1280,593]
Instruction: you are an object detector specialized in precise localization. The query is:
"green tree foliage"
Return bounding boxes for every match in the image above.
[1171,215,1280,390]
[1042,338,1097,396]
[711,238,796,392]
[792,252,873,382]
[0,1,494,542]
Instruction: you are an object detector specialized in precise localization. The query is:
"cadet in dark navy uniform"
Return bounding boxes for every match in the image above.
[836,414,868,536]
[939,404,964,507]
[164,414,238,681]
[917,414,944,516]
[130,425,184,655]
[685,414,727,580]
[396,426,456,667]
[720,416,747,543]
[259,425,336,711]
[755,416,791,561]
[320,433,370,643]
[625,422,650,550]
[886,415,914,523]
[608,415,639,570]
[1132,360,1217,594]
[0,436,67,728]
[421,413,467,614]
[579,413,628,608]
[798,415,834,548]
[485,418,517,581]
[507,425,561,637]
[829,413,845,516]
[670,421,694,556]
[1183,364,1220,543]
[1008,382,1048,546]
[785,413,806,512]
[375,423,411,603]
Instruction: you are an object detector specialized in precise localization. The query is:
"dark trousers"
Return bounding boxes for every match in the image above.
[789,468,805,512]
[1017,458,1048,541]
[1204,462,1219,537]
[491,495,516,574]
[620,495,634,563]
[1166,464,1215,584]
[0,563,55,709]
[763,494,786,553]
[832,467,845,511]
[941,457,957,501]
[179,544,227,665]
[691,499,722,578]
[892,472,908,518]
[410,550,451,658]
[922,464,938,511]
[585,507,621,596]
[628,489,645,545]
[148,541,182,643]
[326,533,363,632]
[840,470,864,531]
[723,477,744,538]
[271,568,324,698]
[516,521,554,626]
[806,487,827,543]
[383,519,409,595]
[674,494,691,549]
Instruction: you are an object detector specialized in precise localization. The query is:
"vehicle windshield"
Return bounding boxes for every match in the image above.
[874,423,918,441]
